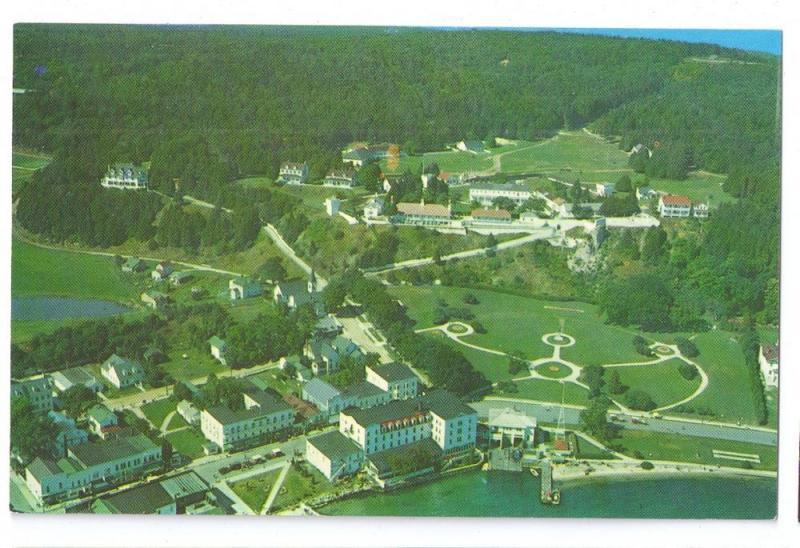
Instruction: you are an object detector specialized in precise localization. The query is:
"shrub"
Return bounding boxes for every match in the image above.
[678,362,699,381]
[640,461,654,470]
[675,337,699,358]
[508,358,525,375]
[463,293,479,305]
[633,335,653,357]
[624,390,657,411]
[470,320,487,334]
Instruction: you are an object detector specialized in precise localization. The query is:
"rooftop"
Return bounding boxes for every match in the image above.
[488,407,538,429]
[471,208,511,219]
[93,482,173,514]
[159,471,208,500]
[396,202,451,218]
[68,434,158,468]
[340,381,387,400]
[87,404,117,424]
[341,390,474,427]
[762,343,779,362]
[470,182,531,193]
[307,430,362,461]
[368,362,417,383]
[52,367,98,387]
[661,194,692,206]
[206,391,293,424]
[303,378,342,403]
[366,438,442,475]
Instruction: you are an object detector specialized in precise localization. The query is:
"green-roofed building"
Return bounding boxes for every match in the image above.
[92,481,175,514]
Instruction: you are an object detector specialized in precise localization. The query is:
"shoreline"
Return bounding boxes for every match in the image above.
[553,460,777,485]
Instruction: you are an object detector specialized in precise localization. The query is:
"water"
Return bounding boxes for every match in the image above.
[320,471,776,519]
[12,297,132,321]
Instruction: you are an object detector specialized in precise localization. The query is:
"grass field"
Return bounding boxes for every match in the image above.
[425,331,514,383]
[12,236,139,302]
[573,434,616,459]
[535,363,572,379]
[166,412,188,431]
[230,469,282,512]
[614,429,777,471]
[235,176,273,188]
[391,285,645,364]
[500,131,629,174]
[272,464,333,510]
[141,398,177,428]
[612,359,702,408]
[645,172,734,208]
[165,429,206,459]
[501,378,590,406]
[158,347,228,382]
[249,370,302,397]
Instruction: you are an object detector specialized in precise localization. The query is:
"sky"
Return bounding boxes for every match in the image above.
[544,28,781,55]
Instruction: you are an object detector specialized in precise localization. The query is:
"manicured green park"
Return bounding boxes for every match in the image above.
[501,378,590,406]
[535,362,572,379]
[500,131,628,173]
[612,359,701,409]
[165,429,206,459]
[230,469,282,512]
[272,465,333,511]
[141,398,178,429]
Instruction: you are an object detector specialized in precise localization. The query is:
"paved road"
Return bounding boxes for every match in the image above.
[365,231,553,275]
[263,224,327,289]
[471,399,777,446]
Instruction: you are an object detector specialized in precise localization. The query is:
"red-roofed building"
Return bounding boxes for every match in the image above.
[658,194,692,218]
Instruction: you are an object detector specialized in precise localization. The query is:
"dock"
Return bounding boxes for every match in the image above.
[539,459,560,505]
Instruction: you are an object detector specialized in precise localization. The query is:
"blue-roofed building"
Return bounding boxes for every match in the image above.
[302,378,343,416]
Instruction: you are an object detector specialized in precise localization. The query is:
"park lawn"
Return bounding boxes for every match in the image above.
[378,154,424,174]
[680,330,760,424]
[614,429,777,471]
[420,150,494,173]
[500,131,629,174]
[390,285,646,365]
[535,362,572,379]
[425,331,514,383]
[166,412,189,431]
[165,429,206,459]
[274,183,368,212]
[230,468,282,512]
[501,378,590,406]
[644,172,734,208]
[141,398,178,429]
[611,359,701,408]
[573,434,617,460]
[235,176,274,189]
[271,465,334,511]
[12,236,139,302]
[158,348,228,383]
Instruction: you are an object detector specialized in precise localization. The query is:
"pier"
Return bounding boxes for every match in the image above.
[539,459,561,505]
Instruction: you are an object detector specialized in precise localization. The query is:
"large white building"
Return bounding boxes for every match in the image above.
[363,196,385,219]
[658,195,692,218]
[200,390,295,451]
[338,390,477,456]
[25,434,162,504]
[323,168,357,189]
[100,164,148,190]
[365,362,419,400]
[759,343,779,389]
[305,431,364,481]
[469,183,532,207]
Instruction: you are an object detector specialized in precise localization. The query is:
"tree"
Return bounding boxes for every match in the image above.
[678,362,698,381]
[607,370,627,394]
[579,365,605,398]
[632,335,653,357]
[254,257,287,283]
[60,385,98,418]
[463,293,479,305]
[173,381,195,402]
[624,390,657,411]
[615,174,633,192]
[579,396,613,441]
[675,337,700,358]
[508,352,526,375]
[322,280,348,313]
[11,398,55,463]
[641,226,668,264]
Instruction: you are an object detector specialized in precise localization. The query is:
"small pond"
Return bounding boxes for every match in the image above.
[12,296,132,321]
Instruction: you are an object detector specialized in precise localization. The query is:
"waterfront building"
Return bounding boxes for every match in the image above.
[305,430,363,481]
[200,389,295,451]
[365,362,419,400]
[487,407,537,448]
[92,481,176,515]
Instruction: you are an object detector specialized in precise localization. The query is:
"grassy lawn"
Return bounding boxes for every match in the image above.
[612,359,702,408]
[500,131,629,174]
[535,362,572,379]
[165,429,206,459]
[158,347,228,382]
[678,331,760,424]
[573,434,617,459]
[141,398,177,428]
[12,236,139,302]
[272,464,334,511]
[425,331,514,383]
[166,412,189,431]
[230,468,283,512]
[645,172,734,208]
[12,318,83,343]
[235,176,274,189]
[614,429,777,471]
[391,285,645,364]
[13,151,52,169]
[501,378,590,406]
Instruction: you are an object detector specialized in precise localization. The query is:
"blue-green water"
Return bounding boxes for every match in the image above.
[320,472,776,519]
[12,297,131,321]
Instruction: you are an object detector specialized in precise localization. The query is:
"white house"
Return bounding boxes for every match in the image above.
[456,140,485,153]
[365,362,419,400]
[594,183,615,197]
[692,202,709,219]
[658,195,692,218]
[200,390,295,451]
[636,186,657,201]
[469,183,532,207]
[151,261,174,282]
[208,336,228,366]
[177,400,201,426]
[273,273,322,313]
[363,197,385,219]
[229,277,262,300]
[51,367,104,394]
[759,343,779,389]
[305,431,364,481]
[325,197,341,216]
[100,354,145,389]
[278,162,309,184]
[100,163,148,190]
[87,404,120,439]
[488,407,537,448]
[11,376,54,413]
[323,168,356,189]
